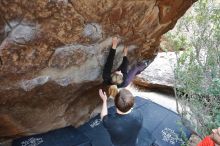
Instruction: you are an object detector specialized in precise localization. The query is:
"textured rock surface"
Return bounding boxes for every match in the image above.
[0,0,195,140]
[133,52,177,92]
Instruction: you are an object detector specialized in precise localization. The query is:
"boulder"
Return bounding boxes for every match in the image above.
[0,0,195,141]
[133,52,177,93]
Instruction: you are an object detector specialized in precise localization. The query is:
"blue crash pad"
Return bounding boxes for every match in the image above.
[78,97,191,146]
[12,126,91,146]
[13,97,191,146]
[136,97,191,146]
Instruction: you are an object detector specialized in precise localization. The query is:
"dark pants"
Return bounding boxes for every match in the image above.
[123,62,146,87]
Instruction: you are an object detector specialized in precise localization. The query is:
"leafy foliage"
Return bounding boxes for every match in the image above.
[164,0,220,138]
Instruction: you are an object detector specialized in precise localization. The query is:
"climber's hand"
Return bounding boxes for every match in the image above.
[123,46,128,56]
[112,37,118,49]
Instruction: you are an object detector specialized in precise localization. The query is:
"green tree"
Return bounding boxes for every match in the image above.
[165,0,220,138]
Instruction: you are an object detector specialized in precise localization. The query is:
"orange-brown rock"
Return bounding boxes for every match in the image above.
[0,0,196,141]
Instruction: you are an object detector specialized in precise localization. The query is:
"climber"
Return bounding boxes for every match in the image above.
[197,127,220,146]
[102,37,128,88]
[102,37,153,88]
[99,88,143,146]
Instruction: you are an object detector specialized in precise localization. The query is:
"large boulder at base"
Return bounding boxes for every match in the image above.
[0,0,196,141]
[133,52,177,92]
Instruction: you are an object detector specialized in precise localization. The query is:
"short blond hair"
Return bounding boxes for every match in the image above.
[111,73,123,85]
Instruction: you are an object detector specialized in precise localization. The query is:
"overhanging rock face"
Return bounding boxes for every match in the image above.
[0,0,195,140]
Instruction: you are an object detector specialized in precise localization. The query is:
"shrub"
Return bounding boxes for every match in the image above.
[164,0,220,137]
